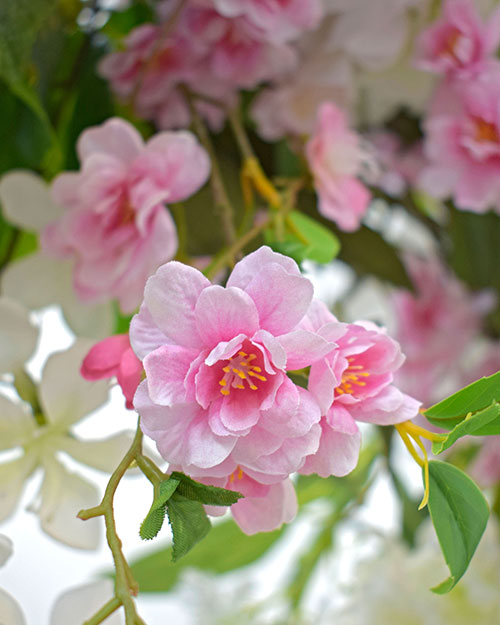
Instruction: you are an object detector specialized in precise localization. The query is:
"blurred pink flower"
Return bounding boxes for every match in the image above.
[306,102,371,231]
[42,118,210,312]
[415,0,500,78]
[393,254,495,405]
[298,300,420,478]
[130,247,339,481]
[81,334,143,410]
[420,68,500,213]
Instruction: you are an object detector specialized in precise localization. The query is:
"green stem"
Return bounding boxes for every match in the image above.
[83,598,121,625]
[135,454,165,484]
[0,227,20,276]
[184,89,237,247]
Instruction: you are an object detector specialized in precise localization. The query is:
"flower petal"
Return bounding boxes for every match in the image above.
[143,344,197,405]
[77,117,144,164]
[0,588,26,625]
[0,455,36,522]
[50,580,121,625]
[0,170,63,232]
[58,431,136,473]
[143,261,210,348]
[278,329,335,370]
[35,457,101,550]
[40,341,110,427]
[0,297,38,374]
[130,303,170,361]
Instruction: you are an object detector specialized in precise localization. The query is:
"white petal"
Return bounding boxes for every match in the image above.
[0,455,36,522]
[62,297,114,340]
[35,457,101,550]
[0,297,39,374]
[50,580,122,625]
[0,535,13,566]
[0,395,35,451]
[0,170,63,232]
[59,431,136,473]
[40,340,110,427]
[0,588,26,625]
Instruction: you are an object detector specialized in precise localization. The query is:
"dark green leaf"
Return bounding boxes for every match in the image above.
[432,402,500,454]
[427,461,489,594]
[130,519,284,591]
[167,494,211,562]
[139,476,181,541]
[171,472,243,506]
[425,370,500,429]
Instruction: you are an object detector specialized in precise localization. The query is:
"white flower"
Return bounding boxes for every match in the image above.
[0,170,113,339]
[0,297,38,376]
[328,521,500,625]
[0,341,133,549]
[0,536,26,625]
[50,580,122,625]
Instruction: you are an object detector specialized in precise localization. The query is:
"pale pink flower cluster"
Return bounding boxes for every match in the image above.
[417,0,500,213]
[42,117,210,313]
[130,247,419,534]
[393,254,495,405]
[99,0,321,130]
[306,102,371,232]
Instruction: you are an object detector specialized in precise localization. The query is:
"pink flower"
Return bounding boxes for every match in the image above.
[306,102,371,232]
[81,334,143,409]
[211,0,323,43]
[42,118,210,312]
[298,300,420,478]
[99,5,297,130]
[419,67,500,213]
[393,254,494,405]
[415,0,500,78]
[130,247,337,480]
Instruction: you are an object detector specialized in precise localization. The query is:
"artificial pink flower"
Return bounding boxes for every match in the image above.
[306,102,371,232]
[393,254,494,405]
[419,67,500,213]
[99,4,297,130]
[211,0,323,43]
[131,247,338,480]
[298,300,420,478]
[42,118,210,312]
[415,0,500,78]
[81,334,143,409]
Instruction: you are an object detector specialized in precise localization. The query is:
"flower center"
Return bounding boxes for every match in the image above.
[229,466,244,484]
[441,29,462,62]
[336,358,370,395]
[474,118,500,144]
[219,351,267,396]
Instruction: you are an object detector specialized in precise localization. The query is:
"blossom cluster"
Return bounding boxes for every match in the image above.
[125,246,419,534]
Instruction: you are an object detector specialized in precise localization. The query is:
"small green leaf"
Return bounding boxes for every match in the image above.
[170,472,243,506]
[265,211,340,265]
[167,494,211,562]
[427,461,489,594]
[130,520,284,591]
[432,402,500,454]
[139,476,181,541]
[425,370,500,429]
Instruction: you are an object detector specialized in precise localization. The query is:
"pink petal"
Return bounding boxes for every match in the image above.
[227,246,301,291]
[143,344,198,406]
[129,303,170,361]
[77,117,144,165]
[350,385,421,425]
[279,329,336,370]
[116,348,143,409]
[194,285,260,347]
[80,334,130,380]
[143,261,210,348]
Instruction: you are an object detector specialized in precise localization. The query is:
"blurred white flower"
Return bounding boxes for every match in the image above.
[0,170,113,339]
[0,297,38,376]
[0,536,26,625]
[0,341,133,549]
[327,521,500,624]
[50,579,122,625]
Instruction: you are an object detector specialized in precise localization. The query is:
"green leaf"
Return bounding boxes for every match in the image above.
[166,494,211,562]
[0,1,62,170]
[139,476,181,541]
[130,519,284,591]
[265,210,340,265]
[432,402,500,454]
[427,461,489,594]
[425,370,500,429]
[170,472,243,506]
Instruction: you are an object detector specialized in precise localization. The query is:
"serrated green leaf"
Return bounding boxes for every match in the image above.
[171,472,243,506]
[432,402,500,454]
[139,476,181,541]
[425,370,500,429]
[167,494,211,562]
[130,519,284,591]
[427,461,489,594]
